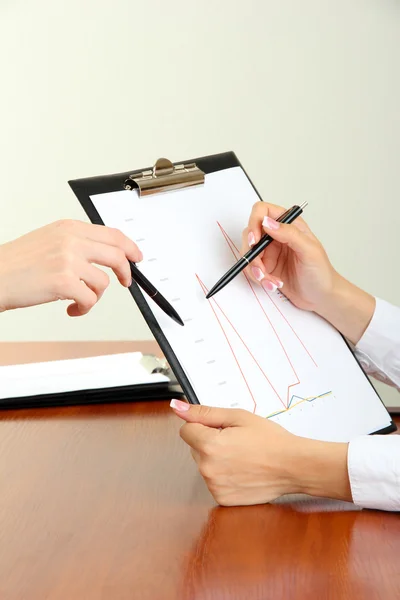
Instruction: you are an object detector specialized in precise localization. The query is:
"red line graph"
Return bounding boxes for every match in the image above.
[217,222,318,368]
[197,276,284,413]
[196,223,319,412]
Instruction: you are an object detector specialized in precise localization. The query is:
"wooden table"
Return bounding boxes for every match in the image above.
[0,342,399,600]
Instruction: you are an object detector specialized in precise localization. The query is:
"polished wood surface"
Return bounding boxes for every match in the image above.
[0,342,399,600]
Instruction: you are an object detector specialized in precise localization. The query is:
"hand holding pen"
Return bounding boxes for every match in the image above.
[207,201,337,314]
[240,201,308,292]
[237,201,337,313]
[207,201,307,299]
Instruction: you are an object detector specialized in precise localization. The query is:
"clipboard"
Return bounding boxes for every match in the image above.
[69,152,242,410]
[69,151,396,436]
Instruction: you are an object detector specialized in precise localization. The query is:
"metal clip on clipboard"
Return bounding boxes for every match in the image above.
[123,158,205,197]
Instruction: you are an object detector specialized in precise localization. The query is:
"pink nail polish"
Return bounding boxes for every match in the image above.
[262,216,280,231]
[276,280,284,289]
[248,231,256,247]
[170,399,190,412]
[251,267,264,281]
[262,280,278,293]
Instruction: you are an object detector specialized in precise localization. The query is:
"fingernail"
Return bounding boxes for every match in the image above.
[138,251,143,262]
[262,216,280,231]
[129,279,133,287]
[276,279,284,289]
[251,267,264,281]
[262,280,278,293]
[248,231,256,247]
[170,399,190,412]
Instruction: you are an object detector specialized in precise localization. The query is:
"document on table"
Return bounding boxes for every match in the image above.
[0,352,168,399]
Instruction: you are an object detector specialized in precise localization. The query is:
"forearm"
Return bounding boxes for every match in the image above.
[288,434,400,511]
[291,437,352,502]
[316,274,375,345]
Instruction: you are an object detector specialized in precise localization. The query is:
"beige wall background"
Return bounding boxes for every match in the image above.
[0,0,399,406]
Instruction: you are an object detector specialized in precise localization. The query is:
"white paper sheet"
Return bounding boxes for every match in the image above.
[0,352,168,399]
[91,167,391,441]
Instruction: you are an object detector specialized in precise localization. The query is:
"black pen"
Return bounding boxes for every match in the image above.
[129,261,184,326]
[206,201,308,299]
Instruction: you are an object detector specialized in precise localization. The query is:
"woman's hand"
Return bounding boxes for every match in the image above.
[242,201,336,313]
[242,202,375,345]
[171,400,352,507]
[0,220,142,316]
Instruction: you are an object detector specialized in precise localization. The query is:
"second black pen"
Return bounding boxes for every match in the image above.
[129,261,184,326]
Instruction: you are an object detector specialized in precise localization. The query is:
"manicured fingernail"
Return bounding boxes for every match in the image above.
[248,231,256,247]
[276,279,284,289]
[170,399,190,412]
[262,280,278,292]
[262,216,280,231]
[251,267,264,281]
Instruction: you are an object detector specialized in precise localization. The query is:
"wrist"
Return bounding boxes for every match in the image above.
[314,273,375,345]
[289,436,352,502]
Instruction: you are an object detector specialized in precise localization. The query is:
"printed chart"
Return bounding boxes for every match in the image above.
[90,165,392,440]
[195,222,333,422]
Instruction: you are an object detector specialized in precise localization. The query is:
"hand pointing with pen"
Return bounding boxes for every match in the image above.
[0,219,143,316]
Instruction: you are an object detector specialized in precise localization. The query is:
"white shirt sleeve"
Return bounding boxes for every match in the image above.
[348,297,400,511]
[353,297,400,391]
[348,435,400,511]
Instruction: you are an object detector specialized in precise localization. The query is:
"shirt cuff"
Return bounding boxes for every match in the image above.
[348,435,400,511]
[356,297,400,366]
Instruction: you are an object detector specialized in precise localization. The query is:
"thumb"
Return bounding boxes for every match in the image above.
[262,215,313,256]
[170,399,251,429]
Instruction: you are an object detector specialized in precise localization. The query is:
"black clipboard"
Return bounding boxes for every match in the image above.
[69,151,396,435]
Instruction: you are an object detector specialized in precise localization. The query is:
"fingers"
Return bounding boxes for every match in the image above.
[190,447,201,464]
[81,240,133,287]
[180,422,218,450]
[247,202,310,242]
[247,202,287,245]
[241,227,265,271]
[241,227,284,292]
[83,223,144,263]
[241,201,316,290]
[170,399,253,428]
[51,259,112,317]
[243,201,310,257]
[52,275,98,316]
[74,260,110,300]
[261,216,315,256]
[54,219,143,264]
[251,264,284,293]
[67,300,93,317]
